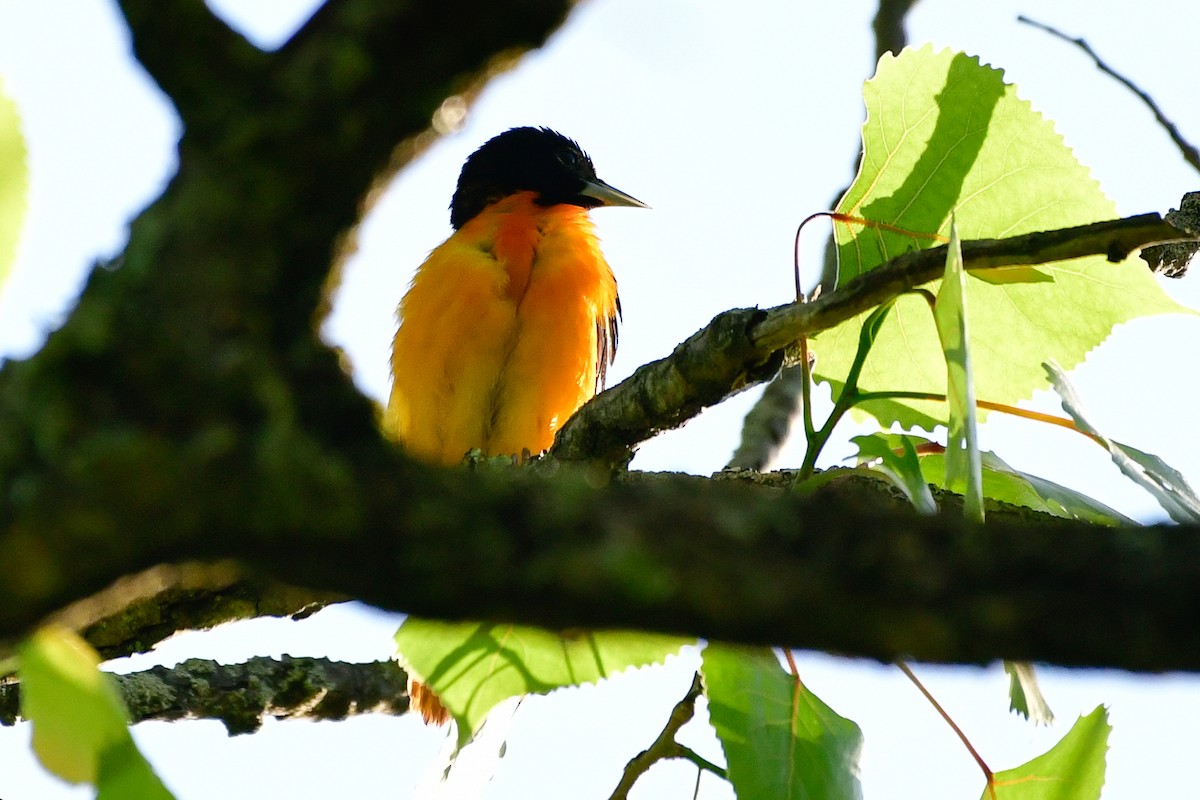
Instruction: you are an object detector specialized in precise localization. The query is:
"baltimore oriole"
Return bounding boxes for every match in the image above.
[386,126,645,723]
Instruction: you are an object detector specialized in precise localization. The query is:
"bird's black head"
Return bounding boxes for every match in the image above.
[449,127,645,229]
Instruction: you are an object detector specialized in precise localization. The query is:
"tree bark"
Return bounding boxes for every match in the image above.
[1,1,1199,683]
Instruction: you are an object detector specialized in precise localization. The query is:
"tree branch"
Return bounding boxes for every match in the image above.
[1142,191,1200,278]
[1,657,409,735]
[115,0,267,139]
[1018,16,1200,175]
[725,362,807,472]
[550,213,1191,469]
[607,672,723,800]
[544,307,787,467]
[872,0,922,62]
[1,208,1194,674]
[753,213,1188,351]
[9,436,1200,675]
[56,565,342,661]
[3,0,1199,693]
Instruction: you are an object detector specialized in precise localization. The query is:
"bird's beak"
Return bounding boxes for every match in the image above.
[579,178,650,209]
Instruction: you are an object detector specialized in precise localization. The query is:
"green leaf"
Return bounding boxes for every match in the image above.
[918,451,1134,526]
[1004,660,1054,725]
[816,46,1189,431]
[851,432,937,514]
[0,75,28,290]
[19,626,174,798]
[987,705,1109,800]
[1045,361,1200,523]
[703,644,863,800]
[394,619,689,749]
[20,626,130,784]
[935,219,983,521]
[97,739,175,800]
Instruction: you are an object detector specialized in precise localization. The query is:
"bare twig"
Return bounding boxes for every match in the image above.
[1018,15,1200,175]
[607,673,724,800]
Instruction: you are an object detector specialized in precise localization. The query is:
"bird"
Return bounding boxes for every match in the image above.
[386,126,645,467]
[386,126,646,723]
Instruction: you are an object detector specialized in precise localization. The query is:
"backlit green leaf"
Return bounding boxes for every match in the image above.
[918,451,1133,525]
[851,432,937,514]
[1004,660,1054,725]
[19,626,130,784]
[986,705,1109,800]
[395,619,688,749]
[817,46,1189,431]
[0,75,27,291]
[19,626,174,799]
[96,738,175,800]
[935,219,983,521]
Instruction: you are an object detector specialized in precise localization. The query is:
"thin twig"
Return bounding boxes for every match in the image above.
[1018,15,1200,174]
[606,672,725,800]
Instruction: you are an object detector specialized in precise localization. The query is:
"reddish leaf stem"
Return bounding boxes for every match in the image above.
[896,660,996,800]
[853,390,1104,446]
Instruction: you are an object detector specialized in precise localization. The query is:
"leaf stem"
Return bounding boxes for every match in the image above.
[896,660,996,799]
[783,648,801,678]
[852,390,1104,444]
[798,302,895,481]
[678,746,727,779]
[800,337,816,441]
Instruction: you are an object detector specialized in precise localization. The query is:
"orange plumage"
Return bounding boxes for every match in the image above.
[385,127,644,724]
[387,191,620,464]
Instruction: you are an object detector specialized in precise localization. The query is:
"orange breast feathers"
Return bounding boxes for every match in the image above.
[386,191,620,465]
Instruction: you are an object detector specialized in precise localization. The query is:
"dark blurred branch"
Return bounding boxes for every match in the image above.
[1018,15,1200,175]
[56,565,342,661]
[725,362,807,472]
[116,0,267,137]
[2,199,1193,673]
[873,0,921,61]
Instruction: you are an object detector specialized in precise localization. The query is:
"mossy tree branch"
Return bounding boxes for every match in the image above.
[0,0,573,647]
[1,656,408,734]
[2,2,1200,692]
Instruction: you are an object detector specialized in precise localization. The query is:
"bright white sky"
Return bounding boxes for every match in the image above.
[1,1,1199,798]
